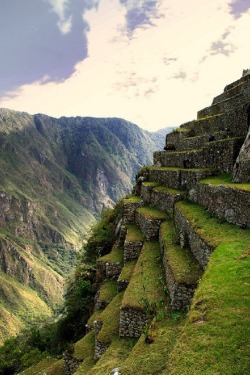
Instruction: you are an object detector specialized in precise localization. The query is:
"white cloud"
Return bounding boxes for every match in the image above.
[1,0,250,131]
[45,0,72,34]
[57,16,73,34]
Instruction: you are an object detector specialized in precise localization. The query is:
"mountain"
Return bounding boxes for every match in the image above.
[0,108,166,344]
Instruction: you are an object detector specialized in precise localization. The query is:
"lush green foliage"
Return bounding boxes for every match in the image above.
[83,201,123,264]
[0,201,123,374]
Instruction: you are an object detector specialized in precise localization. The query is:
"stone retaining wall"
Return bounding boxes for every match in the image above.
[119,307,147,338]
[123,200,143,224]
[148,169,181,190]
[117,279,129,291]
[150,188,184,212]
[94,339,109,360]
[135,210,162,240]
[163,252,196,311]
[124,239,143,261]
[147,168,215,191]
[63,352,82,375]
[189,183,250,228]
[153,138,243,173]
[174,206,214,268]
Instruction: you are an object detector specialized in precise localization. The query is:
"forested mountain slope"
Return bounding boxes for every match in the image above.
[0,109,165,344]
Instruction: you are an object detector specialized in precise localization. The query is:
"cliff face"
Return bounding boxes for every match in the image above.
[56,72,250,375]
[0,110,164,344]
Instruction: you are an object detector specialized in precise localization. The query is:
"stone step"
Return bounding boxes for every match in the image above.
[189,174,250,228]
[122,195,143,224]
[154,137,244,173]
[212,73,250,104]
[69,330,95,374]
[119,241,165,338]
[141,182,185,212]
[94,292,123,360]
[154,149,203,169]
[94,279,118,310]
[167,120,226,149]
[159,221,203,311]
[96,243,123,281]
[197,92,248,120]
[135,206,167,241]
[173,200,250,268]
[123,223,144,261]
[144,166,216,191]
[117,259,137,291]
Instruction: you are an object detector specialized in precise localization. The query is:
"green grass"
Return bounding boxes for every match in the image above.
[200,173,250,192]
[142,181,160,188]
[160,221,203,285]
[74,331,96,361]
[153,185,183,195]
[74,332,96,374]
[98,244,123,264]
[167,240,250,375]
[97,292,124,344]
[195,113,222,121]
[124,195,143,204]
[118,260,137,282]
[19,358,61,375]
[176,201,250,248]
[166,201,250,374]
[137,206,167,221]
[98,280,118,303]
[125,224,144,242]
[87,310,103,329]
[86,337,136,375]
[121,242,166,309]
[120,311,185,375]
[0,271,52,346]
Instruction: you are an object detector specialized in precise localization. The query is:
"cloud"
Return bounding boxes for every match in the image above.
[229,0,250,18]
[119,0,164,36]
[209,40,236,57]
[0,0,99,95]
[171,71,187,80]
[1,0,250,132]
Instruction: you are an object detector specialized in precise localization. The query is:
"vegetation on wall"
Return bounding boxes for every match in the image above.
[0,202,123,374]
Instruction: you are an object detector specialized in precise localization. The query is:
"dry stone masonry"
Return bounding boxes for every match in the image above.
[66,72,250,372]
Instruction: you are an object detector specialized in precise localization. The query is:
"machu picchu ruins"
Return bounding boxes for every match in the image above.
[59,71,250,375]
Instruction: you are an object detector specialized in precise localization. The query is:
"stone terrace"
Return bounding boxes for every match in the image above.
[65,72,250,374]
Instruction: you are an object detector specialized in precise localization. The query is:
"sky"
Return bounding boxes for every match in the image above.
[0,0,250,131]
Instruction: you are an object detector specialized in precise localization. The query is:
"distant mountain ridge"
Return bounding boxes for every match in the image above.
[0,108,167,344]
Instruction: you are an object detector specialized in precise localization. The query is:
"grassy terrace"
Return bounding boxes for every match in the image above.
[121,241,166,309]
[200,173,250,192]
[86,337,136,375]
[125,223,144,242]
[97,292,124,344]
[142,181,160,187]
[87,309,103,329]
[153,185,184,195]
[74,331,95,374]
[124,195,143,204]
[148,166,214,172]
[120,311,185,375]
[167,201,250,374]
[160,221,203,285]
[20,358,64,375]
[176,201,250,248]
[136,206,167,221]
[118,260,137,282]
[98,244,123,264]
[97,280,117,303]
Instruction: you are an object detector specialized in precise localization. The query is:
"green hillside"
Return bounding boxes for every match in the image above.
[0,109,164,344]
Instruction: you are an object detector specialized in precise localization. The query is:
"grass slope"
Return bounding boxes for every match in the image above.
[166,202,250,375]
